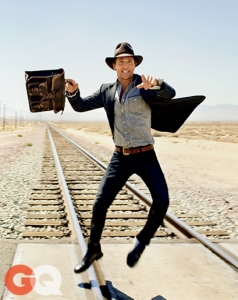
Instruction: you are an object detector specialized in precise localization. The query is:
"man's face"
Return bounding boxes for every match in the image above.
[113,56,136,82]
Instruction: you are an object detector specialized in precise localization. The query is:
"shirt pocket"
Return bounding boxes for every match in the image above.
[128,96,145,115]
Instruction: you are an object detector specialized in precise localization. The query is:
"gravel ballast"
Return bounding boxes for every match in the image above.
[0,125,46,239]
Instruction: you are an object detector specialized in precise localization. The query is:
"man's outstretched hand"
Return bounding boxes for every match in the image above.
[65,79,79,94]
[136,75,158,90]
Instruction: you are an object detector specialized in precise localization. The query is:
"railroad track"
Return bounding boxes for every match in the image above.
[22,127,170,240]
[22,125,229,241]
[19,124,237,299]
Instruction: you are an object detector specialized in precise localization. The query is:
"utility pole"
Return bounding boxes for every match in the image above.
[15,112,17,128]
[2,104,6,130]
[0,101,1,129]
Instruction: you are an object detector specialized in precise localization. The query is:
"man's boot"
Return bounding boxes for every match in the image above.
[127,238,145,267]
[74,243,103,273]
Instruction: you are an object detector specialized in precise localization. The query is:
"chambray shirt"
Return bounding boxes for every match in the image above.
[114,77,156,148]
[66,76,163,148]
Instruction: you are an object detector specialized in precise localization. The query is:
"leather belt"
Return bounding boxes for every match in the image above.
[115,144,154,155]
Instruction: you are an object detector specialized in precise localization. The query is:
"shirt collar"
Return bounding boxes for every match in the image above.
[116,74,138,88]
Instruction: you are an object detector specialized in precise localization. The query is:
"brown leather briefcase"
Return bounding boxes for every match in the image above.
[25,68,65,114]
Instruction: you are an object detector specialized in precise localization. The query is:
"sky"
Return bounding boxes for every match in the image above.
[0,0,237,121]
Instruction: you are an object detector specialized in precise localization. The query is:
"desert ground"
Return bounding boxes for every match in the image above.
[53,121,238,192]
[0,121,237,239]
[54,121,238,144]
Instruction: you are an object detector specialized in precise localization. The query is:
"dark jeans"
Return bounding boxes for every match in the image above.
[88,149,169,246]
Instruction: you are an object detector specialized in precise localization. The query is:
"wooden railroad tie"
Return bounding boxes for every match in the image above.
[26,213,60,218]
[29,195,60,200]
[80,213,148,219]
[24,220,61,226]
[40,181,58,184]
[74,200,136,205]
[22,231,63,237]
[187,221,216,226]
[81,220,217,228]
[31,190,60,194]
[175,214,201,218]
[79,213,206,219]
[69,185,100,190]
[82,221,146,226]
[77,206,143,211]
[27,206,61,211]
[198,230,229,236]
[63,167,99,171]
[28,201,60,205]
[32,186,59,190]
[65,176,102,181]
[65,171,104,175]
[70,189,127,195]
[86,230,167,237]
[73,195,133,200]
[169,207,188,211]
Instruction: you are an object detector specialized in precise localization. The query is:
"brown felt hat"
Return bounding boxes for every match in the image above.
[105,42,143,70]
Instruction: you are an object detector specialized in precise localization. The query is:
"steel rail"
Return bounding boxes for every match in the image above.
[51,126,238,270]
[125,182,238,270]
[47,127,104,300]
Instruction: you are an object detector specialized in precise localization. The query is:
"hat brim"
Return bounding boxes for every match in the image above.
[105,55,143,70]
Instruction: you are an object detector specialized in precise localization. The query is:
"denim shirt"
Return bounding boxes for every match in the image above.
[66,74,176,141]
[114,78,155,147]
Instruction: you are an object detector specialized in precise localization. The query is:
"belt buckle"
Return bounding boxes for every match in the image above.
[122,147,130,155]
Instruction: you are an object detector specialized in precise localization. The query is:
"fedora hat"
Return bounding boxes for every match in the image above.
[105,42,143,70]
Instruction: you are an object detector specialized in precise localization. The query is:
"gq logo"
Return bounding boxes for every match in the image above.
[5,264,62,296]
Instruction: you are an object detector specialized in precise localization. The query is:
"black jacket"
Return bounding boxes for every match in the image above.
[67,74,205,136]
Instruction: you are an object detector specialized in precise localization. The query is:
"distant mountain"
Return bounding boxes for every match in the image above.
[53,104,238,122]
[188,104,238,121]
[3,104,238,122]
